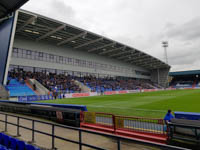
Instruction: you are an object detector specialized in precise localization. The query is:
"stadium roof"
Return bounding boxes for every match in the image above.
[169,70,200,76]
[0,0,28,19]
[15,10,170,70]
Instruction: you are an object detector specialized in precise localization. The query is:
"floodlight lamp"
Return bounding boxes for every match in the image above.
[162,41,168,47]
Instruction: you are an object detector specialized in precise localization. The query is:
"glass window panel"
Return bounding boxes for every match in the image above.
[39,52,43,57]
[59,56,63,63]
[26,50,31,55]
[13,48,18,53]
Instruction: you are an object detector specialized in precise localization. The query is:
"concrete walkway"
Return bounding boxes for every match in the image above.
[0,112,160,150]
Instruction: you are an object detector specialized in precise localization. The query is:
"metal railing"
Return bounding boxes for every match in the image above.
[95,112,114,127]
[115,115,165,134]
[83,112,166,135]
[0,112,189,150]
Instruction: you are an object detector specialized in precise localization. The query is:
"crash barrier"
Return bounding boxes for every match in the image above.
[168,118,200,144]
[0,101,81,127]
[174,111,200,120]
[80,112,168,144]
[0,100,87,111]
[81,112,165,134]
[0,112,188,150]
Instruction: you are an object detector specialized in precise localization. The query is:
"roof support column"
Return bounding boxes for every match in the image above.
[157,68,160,85]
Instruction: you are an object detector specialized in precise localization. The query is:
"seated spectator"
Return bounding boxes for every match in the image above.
[164,109,174,124]
[7,69,161,94]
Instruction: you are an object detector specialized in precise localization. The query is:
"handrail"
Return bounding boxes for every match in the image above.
[0,111,189,150]
[168,122,200,129]
[83,111,165,134]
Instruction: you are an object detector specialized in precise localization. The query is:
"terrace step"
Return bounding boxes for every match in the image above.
[116,129,167,144]
[80,123,114,133]
[81,123,167,144]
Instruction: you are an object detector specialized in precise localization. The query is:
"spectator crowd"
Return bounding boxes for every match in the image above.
[7,69,160,94]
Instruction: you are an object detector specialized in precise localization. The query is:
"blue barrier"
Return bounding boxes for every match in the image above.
[0,100,88,111]
[27,95,38,101]
[18,95,50,102]
[33,103,88,111]
[175,111,200,120]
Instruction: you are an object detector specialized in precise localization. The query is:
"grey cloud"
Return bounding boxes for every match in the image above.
[50,1,75,19]
[168,43,200,67]
[166,17,200,41]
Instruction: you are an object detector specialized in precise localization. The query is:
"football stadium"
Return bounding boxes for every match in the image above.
[0,0,200,150]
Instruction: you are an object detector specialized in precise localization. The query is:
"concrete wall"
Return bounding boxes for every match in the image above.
[10,37,150,79]
[151,67,170,87]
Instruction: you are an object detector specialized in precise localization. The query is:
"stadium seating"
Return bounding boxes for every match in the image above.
[6,79,35,97]
[8,70,81,94]
[7,70,160,96]
[169,76,200,88]
[81,75,156,92]
[0,132,40,150]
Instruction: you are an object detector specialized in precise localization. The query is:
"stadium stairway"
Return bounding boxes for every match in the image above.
[6,79,36,97]
[25,79,49,95]
[146,83,157,89]
[25,80,40,95]
[74,80,91,93]
[80,123,167,144]
[192,80,197,88]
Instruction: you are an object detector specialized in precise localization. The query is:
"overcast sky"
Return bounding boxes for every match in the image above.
[22,0,200,72]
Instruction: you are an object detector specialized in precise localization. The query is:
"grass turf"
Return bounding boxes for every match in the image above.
[39,89,200,118]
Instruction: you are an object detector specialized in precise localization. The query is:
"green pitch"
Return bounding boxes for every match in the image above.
[39,89,200,118]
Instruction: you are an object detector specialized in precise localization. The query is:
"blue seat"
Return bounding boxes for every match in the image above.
[6,79,36,97]
[0,146,7,150]
[0,133,3,144]
[2,134,10,147]
[9,137,18,150]
[26,144,36,150]
[17,141,26,150]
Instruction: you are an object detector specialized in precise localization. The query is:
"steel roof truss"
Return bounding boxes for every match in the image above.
[16,16,37,32]
[57,31,87,46]
[99,46,125,55]
[135,60,160,66]
[74,37,103,49]
[88,42,116,53]
[115,51,136,60]
[36,24,66,41]
[110,49,135,58]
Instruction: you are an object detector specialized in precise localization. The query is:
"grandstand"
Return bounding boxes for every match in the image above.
[4,9,170,97]
[1,2,199,150]
[169,70,200,88]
